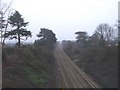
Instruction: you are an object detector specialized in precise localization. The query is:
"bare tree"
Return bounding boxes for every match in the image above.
[95,23,114,46]
[0,0,12,46]
[2,13,11,46]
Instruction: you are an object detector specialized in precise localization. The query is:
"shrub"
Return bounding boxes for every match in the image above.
[2,47,14,61]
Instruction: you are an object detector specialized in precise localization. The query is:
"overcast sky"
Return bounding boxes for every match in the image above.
[2,0,119,43]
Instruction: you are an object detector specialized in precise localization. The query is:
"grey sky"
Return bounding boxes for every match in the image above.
[3,0,119,43]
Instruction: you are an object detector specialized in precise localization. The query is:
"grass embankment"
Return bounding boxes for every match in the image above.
[63,44,118,88]
[2,45,55,88]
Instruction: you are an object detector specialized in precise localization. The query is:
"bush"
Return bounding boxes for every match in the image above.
[2,49,6,61]
[2,47,14,61]
[3,44,56,88]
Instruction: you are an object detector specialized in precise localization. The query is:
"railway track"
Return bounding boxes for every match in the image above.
[54,43,100,88]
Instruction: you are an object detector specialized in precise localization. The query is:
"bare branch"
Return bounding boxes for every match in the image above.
[3,1,12,15]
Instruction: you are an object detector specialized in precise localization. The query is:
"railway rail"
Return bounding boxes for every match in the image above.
[54,43,100,88]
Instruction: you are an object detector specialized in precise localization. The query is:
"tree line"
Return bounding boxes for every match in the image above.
[1,10,119,48]
[75,23,118,48]
[0,10,57,48]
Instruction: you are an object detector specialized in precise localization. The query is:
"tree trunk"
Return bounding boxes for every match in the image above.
[18,33,21,47]
[17,25,21,47]
[2,38,5,46]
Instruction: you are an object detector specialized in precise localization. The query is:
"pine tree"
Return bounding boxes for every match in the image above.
[4,11,31,46]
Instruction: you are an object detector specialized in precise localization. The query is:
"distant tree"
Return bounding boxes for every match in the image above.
[95,23,114,46]
[75,31,89,47]
[35,28,57,49]
[118,21,120,43]
[110,21,119,46]
[4,11,32,47]
[89,32,103,47]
